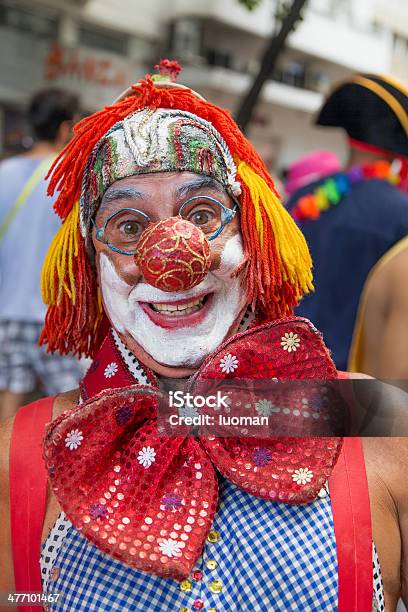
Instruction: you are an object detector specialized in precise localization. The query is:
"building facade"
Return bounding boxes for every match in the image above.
[0,0,405,176]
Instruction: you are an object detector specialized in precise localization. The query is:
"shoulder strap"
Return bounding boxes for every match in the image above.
[9,398,54,609]
[0,156,53,243]
[329,437,373,611]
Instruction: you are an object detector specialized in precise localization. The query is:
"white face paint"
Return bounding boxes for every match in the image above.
[100,234,247,367]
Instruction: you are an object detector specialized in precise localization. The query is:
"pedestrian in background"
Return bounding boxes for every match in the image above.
[288,74,408,371]
[0,88,86,420]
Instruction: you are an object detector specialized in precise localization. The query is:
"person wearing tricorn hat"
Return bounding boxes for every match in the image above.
[288,74,408,371]
[1,62,407,611]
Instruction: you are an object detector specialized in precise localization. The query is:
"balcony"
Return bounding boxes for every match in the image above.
[167,2,393,73]
[166,18,346,114]
[179,63,324,114]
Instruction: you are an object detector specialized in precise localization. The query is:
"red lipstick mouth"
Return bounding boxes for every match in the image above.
[139,293,213,329]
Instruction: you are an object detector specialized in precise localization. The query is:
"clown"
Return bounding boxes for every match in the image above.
[1,63,407,611]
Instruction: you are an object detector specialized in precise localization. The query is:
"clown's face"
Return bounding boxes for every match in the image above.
[92,172,247,375]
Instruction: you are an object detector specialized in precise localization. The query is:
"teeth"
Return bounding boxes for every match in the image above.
[151,297,205,315]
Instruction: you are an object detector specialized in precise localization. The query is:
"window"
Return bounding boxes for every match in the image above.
[0,0,58,39]
[393,34,408,56]
[78,24,129,56]
[169,18,203,60]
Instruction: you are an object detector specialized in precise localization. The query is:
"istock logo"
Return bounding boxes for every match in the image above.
[169,390,229,409]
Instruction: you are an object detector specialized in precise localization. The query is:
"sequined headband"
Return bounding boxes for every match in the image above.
[80,107,242,237]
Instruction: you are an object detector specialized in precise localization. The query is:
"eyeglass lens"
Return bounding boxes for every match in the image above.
[103,198,229,252]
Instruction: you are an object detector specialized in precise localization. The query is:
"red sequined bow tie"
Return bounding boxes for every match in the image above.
[44,317,344,580]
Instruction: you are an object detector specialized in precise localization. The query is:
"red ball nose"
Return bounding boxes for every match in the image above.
[135,217,211,292]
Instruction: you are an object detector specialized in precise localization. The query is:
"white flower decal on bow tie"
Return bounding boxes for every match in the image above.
[65,429,83,450]
[220,353,239,373]
[104,362,119,378]
[255,399,274,416]
[159,538,182,557]
[138,446,156,468]
[179,405,200,420]
[292,467,313,485]
[281,332,301,353]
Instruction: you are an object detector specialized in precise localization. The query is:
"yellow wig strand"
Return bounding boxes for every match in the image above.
[236,160,313,315]
[40,200,107,357]
[41,201,79,306]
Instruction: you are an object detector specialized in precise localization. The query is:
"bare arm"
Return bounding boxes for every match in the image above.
[386,438,408,607]
[377,280,408,379]
[363,438,408,609]
[394,443,408,606]
[0,390,78,610]
[363,250,408,380]
[0,417,17,611]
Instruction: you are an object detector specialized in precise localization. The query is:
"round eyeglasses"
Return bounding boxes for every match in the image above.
[92,195,239,256]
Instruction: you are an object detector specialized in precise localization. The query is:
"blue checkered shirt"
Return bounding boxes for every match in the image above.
[42,476,342,611]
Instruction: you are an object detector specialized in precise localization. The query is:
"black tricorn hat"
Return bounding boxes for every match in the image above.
[316,74,408,157]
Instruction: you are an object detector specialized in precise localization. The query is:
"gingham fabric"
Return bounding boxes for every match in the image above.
[0,321,85,394]
[41,479,384,611]
[42,478,338,611]
[372,544,385,611]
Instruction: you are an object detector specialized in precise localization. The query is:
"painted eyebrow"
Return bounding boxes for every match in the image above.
[101,186,145,205]
[175,176,225,199]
